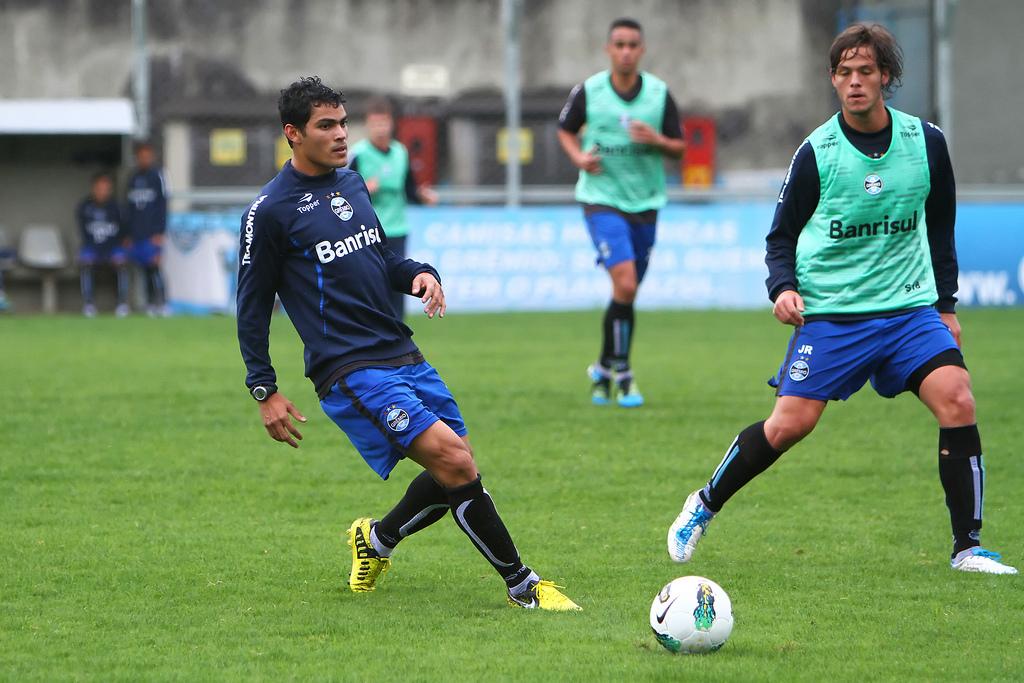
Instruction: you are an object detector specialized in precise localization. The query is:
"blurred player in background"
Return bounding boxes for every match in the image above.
[78,171,129,317]
[349,96,438,319]
[237,77,581,610]
[667,23,1017,575]
[558,17,685,408]
[125,141,168,316]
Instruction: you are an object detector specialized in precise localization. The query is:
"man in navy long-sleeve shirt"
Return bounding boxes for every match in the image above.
[236,77,579,610]
[124,142,168,315]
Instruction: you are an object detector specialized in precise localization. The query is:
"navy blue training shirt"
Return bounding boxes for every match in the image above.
[77,197,125,250]
[766,111,958,317]
[236,161,439,398]
[124,168,167,240]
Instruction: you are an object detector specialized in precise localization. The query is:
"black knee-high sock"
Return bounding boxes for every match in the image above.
[446,476,534,591]
[146,266,166,306]
[372,471,449,555]
[939,425,984,556]
[600,300,635,372]
[80,266,95,305]
[701,421,785,512]
[115,266,130,306]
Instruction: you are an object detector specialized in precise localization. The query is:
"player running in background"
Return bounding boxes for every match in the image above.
[78,171,129,317]
[557,17,685,408]
[124,141,169,317]
[667,24,1016,575]
[236,77,581,610]
[349,96,438,319]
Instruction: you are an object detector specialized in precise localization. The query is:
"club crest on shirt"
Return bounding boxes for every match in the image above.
[327,192,354,221]
[385,405,410,432]
[789,360,810,382]
[864,174,883,195]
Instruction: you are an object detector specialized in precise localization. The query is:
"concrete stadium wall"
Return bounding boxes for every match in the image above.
[2,0,1021,183]
[949,0,1024,183]
[0,0,836,176]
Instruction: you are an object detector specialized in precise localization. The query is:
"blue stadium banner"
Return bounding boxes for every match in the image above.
[406,204,772,312]
[952,204,1024,307]
[166,202,1024,313]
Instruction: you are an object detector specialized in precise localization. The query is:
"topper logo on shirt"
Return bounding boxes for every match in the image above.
[327,192,354,221]
[314,225,383,264]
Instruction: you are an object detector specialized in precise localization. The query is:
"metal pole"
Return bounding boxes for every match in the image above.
[131,0,150,140]
[502,0,522,207]
[933,0,954,156]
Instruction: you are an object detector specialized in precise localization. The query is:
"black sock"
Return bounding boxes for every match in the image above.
[80,266,95,305]
[446,476,533,590]
[146,266,166,307]
[938,425,984,556]
[373,471,449,551]
[701,421,784,512]
[115,266,130,306]
[600,300,635,372]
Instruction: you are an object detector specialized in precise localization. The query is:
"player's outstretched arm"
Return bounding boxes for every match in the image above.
[259,392,307,448]
[411,272,445,319]
[773,290,805,326]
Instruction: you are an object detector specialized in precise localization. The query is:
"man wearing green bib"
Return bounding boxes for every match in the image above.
[667,23,1016,574]
[350,97,438,318]
[557,17,685,408]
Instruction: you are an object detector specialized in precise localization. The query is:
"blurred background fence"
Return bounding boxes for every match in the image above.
[1,0,1022,313]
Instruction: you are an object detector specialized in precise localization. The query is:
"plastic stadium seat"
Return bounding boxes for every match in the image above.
[19,225,68,313]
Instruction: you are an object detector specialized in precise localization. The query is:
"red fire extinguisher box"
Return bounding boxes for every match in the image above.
[682,117,716,188]
[397,116,438,187]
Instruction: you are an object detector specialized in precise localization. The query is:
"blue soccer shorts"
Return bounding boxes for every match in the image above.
[319,361,468,480]
[79,245,127,265]
[130,238,162,266]
[769,307,960,401]
[584,211,657,282]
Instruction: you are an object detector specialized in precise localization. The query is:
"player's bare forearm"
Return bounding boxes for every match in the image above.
[556,128,583,160]
[628,121,685,158]
[259,392,307,448]
[658,136,686,159]
[557,129,602,174]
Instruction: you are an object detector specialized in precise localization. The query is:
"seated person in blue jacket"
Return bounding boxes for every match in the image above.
[78,171,130,317]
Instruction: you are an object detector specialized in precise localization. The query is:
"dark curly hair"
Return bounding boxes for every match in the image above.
[829,23,903,97]
[278,76,346,145]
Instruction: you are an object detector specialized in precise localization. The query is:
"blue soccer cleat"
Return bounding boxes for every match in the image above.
[587,364,612,405]
[667,490,715,563]
[951,547,1018,575]
[614,370,644,408]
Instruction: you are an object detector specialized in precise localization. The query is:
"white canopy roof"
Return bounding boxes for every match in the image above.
[0,98,137,135]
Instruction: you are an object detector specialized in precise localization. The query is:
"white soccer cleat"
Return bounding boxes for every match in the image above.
[667,490,715,563]
[951,547,1018,575]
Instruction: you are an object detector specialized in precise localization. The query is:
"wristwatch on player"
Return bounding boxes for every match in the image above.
[250,384,278,402]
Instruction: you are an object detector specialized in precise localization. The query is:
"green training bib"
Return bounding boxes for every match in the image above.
[575,71,668,213]
[797,107,936,315]
[350,139,411,237]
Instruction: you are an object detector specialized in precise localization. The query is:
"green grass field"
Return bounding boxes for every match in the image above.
[3,309,1023,681]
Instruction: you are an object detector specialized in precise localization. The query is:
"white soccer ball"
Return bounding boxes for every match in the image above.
[649,576,733,654]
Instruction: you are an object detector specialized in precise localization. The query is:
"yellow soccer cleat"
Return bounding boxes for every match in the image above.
[346,517,391,592]
[507,579,582,611]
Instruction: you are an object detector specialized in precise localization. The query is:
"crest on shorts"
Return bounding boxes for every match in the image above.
[789,360,810,382]
[385,405,410,432]
[328,192,354,221]
[864,174,883,195]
